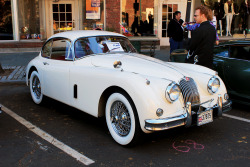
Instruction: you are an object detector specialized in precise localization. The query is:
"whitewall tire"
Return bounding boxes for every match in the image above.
[105,92,140,146]
[30,71,43,104]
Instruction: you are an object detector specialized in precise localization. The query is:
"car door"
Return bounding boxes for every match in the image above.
[223,44,250,99]
[41,38,73,105]
[213,45,230,82]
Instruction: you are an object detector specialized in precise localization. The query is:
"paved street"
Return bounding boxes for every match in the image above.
[0,83,249,166]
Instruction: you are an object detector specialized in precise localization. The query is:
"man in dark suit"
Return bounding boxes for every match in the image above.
[186,6,216,69]
[167,11,184,53]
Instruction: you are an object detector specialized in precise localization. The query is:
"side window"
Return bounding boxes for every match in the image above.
[75,39,94,58]
[51,38,72,61]
[230,45,250,61]
[213,46,229,57]
[42,40,52,58]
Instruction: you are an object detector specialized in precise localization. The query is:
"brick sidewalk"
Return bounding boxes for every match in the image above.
[0,66,26,83]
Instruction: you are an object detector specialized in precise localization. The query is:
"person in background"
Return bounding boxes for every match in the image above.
[186,5,216,69]
[183,21,220,45]
[167,11,184,54]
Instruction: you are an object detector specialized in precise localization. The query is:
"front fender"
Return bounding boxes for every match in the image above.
[104,72,185,133]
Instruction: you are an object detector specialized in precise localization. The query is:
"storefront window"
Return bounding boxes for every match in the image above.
[0,0,13,40]
[162,4,178,37]
[53,3,74,34]
[80,0,105,30]
[18,0,44,40]
[122,0,156,37]
[200,0,250,35]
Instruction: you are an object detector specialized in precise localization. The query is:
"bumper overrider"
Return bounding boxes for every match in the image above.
[145,94,232,131]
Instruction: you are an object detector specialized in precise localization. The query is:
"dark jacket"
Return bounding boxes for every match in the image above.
[167,19,184,41]
[186,21,216,69]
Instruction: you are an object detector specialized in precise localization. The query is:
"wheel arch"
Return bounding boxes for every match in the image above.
[28,66,38,79]
[98,86,137,118]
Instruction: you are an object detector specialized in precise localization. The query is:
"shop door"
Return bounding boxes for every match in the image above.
[160,3,179,46]
[51,1,76,35]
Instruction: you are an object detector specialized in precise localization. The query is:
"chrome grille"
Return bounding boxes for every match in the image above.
[179,77,200,106]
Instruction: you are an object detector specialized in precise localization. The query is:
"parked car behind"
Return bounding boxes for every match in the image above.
[26,30,231,146]
[170,40,250,105]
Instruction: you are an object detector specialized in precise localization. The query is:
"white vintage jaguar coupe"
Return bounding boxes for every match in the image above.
[26,30,231,146]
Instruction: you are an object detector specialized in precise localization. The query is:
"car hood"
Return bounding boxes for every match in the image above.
[91,53,191,82]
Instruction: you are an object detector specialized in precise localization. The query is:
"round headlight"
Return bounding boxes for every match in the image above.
[208,77,220,94]
[166,82,181,102]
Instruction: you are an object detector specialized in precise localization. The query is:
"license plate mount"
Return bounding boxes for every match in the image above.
[197,109,213,126]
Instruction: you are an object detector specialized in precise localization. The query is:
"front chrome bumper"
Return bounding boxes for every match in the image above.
[145,95,232,131]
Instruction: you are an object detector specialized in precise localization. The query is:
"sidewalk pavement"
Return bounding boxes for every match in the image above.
[0,52,40,83]
[0,47,170,83]
[0,66,26,82]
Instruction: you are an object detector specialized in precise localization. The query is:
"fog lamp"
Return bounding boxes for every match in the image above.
[156,108,163,117]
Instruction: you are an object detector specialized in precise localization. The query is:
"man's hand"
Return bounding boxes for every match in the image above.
[182,22,187,28]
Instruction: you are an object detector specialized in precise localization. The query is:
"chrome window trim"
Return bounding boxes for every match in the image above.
[72,35,136,60]
[41,39,53,59]
[42,37,73,61]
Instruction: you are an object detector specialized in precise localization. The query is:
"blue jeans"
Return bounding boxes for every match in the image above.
[170,38,183,54]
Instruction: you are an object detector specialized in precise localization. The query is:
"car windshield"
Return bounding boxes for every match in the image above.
[74,36,137,58]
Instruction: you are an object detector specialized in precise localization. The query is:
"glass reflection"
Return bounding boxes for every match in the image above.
[0,0,13,40]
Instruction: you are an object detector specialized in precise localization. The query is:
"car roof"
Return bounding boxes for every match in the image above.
[218,39,250,46]
[48,30,125,41]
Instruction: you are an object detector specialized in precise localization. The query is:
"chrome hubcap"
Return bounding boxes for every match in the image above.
[110,101,131,137]
[32,76,41,99]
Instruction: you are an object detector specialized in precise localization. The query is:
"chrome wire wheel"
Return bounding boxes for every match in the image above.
[30,71,43,104]
[110,101,131,137]
[106,92,139,146]
[32,75,41,99]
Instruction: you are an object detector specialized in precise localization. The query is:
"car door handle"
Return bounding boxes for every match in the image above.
[43,62,49,65]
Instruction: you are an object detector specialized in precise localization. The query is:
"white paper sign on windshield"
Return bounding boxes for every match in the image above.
[106,42,124,52]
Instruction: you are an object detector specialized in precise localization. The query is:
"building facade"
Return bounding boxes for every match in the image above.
[0,0,249,47]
